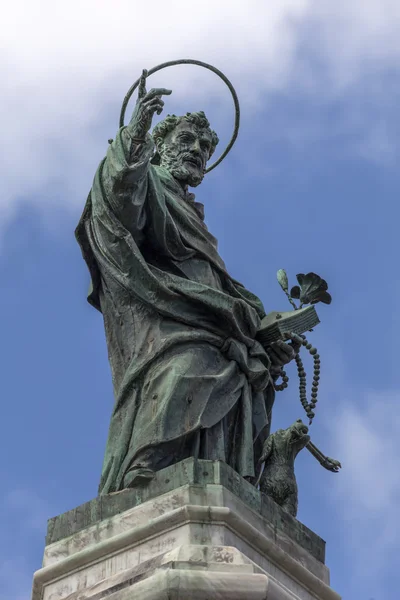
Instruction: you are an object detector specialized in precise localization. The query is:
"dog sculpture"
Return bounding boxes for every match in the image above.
[257,419,341,517]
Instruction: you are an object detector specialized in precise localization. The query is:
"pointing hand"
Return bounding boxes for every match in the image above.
[129,69,172,139]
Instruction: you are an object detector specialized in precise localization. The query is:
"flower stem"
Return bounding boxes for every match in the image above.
[285,291,298,311]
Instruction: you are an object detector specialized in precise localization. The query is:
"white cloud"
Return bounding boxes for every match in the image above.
[329,390,400,584]
[0,1,308,220]
[306,2,400,88]
[1,0,400,229]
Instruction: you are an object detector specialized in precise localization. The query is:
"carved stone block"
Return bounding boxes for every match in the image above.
[31,459,341,600]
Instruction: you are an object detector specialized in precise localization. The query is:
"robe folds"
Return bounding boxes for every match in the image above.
[76,126,275,494]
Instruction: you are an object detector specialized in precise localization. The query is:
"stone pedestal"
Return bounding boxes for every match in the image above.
[31,459,341,599]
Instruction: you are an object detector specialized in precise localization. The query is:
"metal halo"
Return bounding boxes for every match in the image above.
[119,59,240,173]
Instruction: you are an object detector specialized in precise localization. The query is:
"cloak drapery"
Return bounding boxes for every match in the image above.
[76,126,274,494]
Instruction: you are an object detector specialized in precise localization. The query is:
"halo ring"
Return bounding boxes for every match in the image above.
[119,59,240,173]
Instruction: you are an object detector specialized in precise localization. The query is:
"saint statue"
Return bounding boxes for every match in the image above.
[76,76,299,494]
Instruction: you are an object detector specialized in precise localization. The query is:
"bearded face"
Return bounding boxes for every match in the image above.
[157,121,213,188]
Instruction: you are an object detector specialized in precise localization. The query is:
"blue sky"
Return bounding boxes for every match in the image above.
[2,2,400,598]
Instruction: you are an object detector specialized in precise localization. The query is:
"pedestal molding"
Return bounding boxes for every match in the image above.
[93,569,272,600]
[32,504,340,600]
[99,569,288,600]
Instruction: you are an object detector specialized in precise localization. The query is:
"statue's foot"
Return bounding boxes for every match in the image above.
[123,467,155,489]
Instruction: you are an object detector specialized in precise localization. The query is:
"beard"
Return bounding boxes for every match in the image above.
[160,147,205,188]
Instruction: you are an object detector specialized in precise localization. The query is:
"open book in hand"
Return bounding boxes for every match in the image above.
[256,305,320,348]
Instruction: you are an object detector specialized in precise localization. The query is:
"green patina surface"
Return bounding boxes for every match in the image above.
[75,75,299,496]
[74,69,336,520]
[46,458,325,564]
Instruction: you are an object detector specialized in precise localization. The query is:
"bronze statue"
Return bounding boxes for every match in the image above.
[257,419,341,517]
[76,65,313,495]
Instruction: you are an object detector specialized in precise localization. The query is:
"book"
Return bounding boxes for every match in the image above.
[257,305,320,347]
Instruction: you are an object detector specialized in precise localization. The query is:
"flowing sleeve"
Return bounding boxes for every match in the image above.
[75,126,155,311]
[96,126,155,244]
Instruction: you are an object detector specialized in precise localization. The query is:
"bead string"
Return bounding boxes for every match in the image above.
[273,369,289,391]
[273,332,321,425]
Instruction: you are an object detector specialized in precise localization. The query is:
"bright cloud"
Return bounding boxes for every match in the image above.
[309,1,400,87]
[1,0,400,228]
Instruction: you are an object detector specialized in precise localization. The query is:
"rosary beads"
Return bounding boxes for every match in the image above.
[273,332,321,425]
[273,371,289,392]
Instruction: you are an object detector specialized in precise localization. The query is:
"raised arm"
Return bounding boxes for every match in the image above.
[98,71,172,238]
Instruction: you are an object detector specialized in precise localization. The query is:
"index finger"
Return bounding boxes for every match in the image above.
[138,69,148,99]
[145,88,172,100]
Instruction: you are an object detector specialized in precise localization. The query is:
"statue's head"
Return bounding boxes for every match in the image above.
[274,419,310,457]
[152,111,219,188]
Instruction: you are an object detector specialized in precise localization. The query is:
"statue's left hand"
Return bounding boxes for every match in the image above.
[267,338,301,378]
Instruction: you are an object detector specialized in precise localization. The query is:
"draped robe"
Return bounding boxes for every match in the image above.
[76,126,275,494]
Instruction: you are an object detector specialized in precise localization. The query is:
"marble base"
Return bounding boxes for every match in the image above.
[31,459,341,600]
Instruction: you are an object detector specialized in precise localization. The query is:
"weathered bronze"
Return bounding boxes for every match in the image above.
[271,269,333,424]
[119,59,241,174]
[76,65,303,494]
[257,419,341,517]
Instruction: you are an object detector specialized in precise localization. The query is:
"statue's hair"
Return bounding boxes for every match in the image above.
[152,111,219,158]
